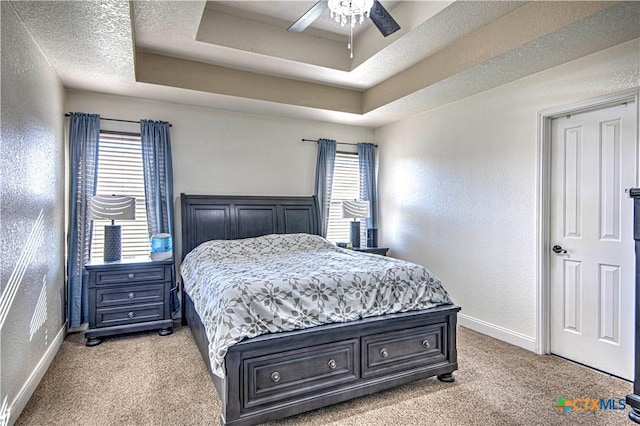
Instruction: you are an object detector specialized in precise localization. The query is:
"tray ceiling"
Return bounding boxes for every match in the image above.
[8,1,640,127]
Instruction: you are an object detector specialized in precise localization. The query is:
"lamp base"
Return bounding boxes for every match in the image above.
[350,220,361,248]
[104,224,122,262]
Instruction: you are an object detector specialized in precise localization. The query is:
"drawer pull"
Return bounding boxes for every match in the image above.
[328,359,337,370]
[422,339,430,348]
[380,348,389,358]
[271,372,281,383]
[127,311,135,319]
[128,292,135,299]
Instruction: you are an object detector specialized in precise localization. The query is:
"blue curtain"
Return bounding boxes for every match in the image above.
[140,120,174,237]
[358,142,378,231]
[314,138,337,237]
[140,120,178,314]
[67,113,100,328]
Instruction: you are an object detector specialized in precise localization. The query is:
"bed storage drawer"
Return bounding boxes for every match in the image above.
[243,339,359,408]
[362,323,448,378]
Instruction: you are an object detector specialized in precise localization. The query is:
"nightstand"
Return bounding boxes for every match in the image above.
[352,247,389,256]
[84,257,174,346]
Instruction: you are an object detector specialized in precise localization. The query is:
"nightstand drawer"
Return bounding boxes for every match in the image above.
[362,323,447,378]
[96,284,164,308]
[94,266,166,286]
[85,258,174,346]
[95,303,164,327]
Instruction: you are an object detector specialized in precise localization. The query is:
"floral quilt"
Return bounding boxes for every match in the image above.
[181,233,452,378]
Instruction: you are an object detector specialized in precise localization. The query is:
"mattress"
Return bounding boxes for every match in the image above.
[181,233,452,378]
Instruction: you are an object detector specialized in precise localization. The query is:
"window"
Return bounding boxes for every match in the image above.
[326,152,360,243]
[90,132,150,259]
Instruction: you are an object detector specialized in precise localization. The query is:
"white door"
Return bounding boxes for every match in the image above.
[550,101,636,380]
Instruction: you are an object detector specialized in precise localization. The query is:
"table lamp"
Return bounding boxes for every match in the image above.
[341,200,370,248]
[89,195,136,262]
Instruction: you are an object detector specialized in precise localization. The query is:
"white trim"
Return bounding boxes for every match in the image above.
[535,108,552,355]
[7,322,66,426]
[535,88,640,356]
[458,313,537,352]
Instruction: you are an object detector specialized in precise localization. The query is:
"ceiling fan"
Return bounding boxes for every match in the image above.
[288,0,401,38]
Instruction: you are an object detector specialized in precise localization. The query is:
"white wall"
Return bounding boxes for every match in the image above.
[65,91,374,262]
[375,38,640,349]
[1,3,66,424]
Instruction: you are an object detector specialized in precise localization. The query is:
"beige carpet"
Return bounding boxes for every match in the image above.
[17,324,632,425]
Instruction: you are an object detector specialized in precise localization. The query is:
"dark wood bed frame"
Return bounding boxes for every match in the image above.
[180,194,460,425]
[626,188,640,422]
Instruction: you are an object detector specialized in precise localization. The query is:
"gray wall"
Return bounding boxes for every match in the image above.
[1,3,66,423]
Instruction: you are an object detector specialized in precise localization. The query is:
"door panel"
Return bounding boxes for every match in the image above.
[550,101,636,380]
[599,119,622,241]
[598,263,620,343]
[562,260,582,333]
[563,127,582,238]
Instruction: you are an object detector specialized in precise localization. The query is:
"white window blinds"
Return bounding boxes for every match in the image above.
[326,152,360,243]
[90,132,150,259]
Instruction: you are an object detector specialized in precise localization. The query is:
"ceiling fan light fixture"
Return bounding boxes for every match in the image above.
[328,0,374,59]
[328,0,373,26]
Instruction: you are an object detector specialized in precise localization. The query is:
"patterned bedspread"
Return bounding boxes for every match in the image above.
[181,233,452,378]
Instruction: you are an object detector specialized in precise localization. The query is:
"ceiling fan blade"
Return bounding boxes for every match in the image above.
[288,0,329,33]
[369,0,400,37]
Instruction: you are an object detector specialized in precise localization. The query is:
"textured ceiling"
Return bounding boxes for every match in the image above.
[10,0,134,88]
[8,1,640,128]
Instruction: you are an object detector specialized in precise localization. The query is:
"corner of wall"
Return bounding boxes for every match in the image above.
[458,314,537,353]
[6,323,67,426]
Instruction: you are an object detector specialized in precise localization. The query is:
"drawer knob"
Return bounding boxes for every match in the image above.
[380,348,389,358]
[328,359,337,370]
[271,372,281,383]
[128,311,135,319]
[422,339,430,348]
[127,273,135,279]
[128,292,135,299]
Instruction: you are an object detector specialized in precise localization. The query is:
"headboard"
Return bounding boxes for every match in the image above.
[180,194,321,260]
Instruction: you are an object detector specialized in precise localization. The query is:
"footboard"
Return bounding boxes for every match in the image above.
[185,293,460,425]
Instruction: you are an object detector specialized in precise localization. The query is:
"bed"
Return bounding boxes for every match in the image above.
[180,194,460,425]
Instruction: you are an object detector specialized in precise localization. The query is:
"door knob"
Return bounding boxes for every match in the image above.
[552,245,567,254]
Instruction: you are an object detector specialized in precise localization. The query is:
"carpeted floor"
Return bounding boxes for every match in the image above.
[16,324,632,425]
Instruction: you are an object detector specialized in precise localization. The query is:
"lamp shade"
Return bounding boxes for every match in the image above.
[341,200,370,219]
[89,195,136,221]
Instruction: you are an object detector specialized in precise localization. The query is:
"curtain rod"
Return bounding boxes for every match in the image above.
[64,113,172,127]
[302,138,377,148]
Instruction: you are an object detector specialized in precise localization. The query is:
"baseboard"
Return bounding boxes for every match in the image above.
[7,322,66,426]
[458,313,537,352]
